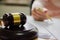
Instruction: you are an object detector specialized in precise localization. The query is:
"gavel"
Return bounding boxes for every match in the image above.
[0,12,38,40]
[0,12,26,30]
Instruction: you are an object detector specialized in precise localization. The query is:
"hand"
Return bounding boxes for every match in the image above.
[31,8,47,21]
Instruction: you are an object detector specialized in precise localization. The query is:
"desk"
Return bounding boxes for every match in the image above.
[25,16,60,40]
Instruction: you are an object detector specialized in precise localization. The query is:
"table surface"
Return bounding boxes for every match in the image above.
[25,16,60,40]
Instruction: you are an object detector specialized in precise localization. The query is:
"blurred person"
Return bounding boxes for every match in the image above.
[31,0,60,21]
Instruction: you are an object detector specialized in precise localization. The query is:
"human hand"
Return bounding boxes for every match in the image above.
[31,8,48,21]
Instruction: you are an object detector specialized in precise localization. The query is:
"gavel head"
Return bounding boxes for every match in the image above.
[2,12,26,28]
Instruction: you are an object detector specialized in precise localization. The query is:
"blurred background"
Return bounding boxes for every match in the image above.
[0,0,32,17]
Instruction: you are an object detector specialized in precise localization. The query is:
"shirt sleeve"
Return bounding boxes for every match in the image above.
[32,0,44,10]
